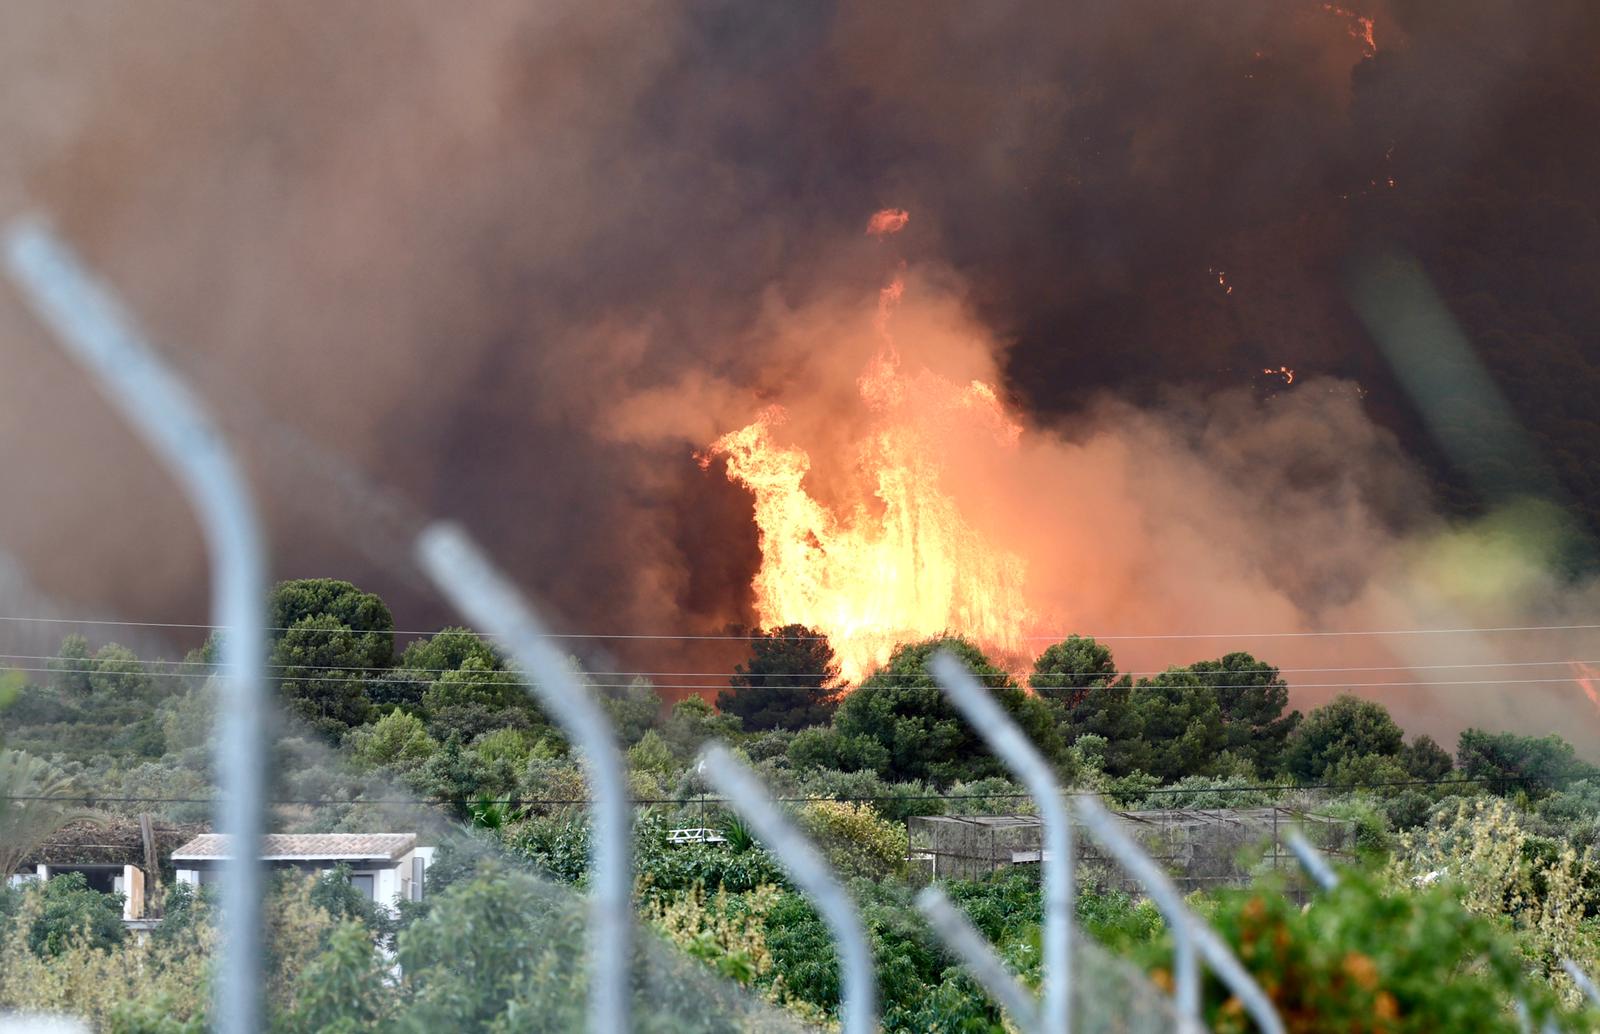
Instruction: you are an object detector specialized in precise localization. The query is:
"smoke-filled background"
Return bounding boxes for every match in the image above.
[2,0,1600,747]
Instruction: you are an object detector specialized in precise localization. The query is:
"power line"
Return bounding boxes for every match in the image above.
[3,661,1598,692]
[2,612,1600,641]
[0,775,1536,808]
[5,651,1597,680]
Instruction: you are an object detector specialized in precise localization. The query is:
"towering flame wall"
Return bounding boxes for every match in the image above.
[704,239,1036,681]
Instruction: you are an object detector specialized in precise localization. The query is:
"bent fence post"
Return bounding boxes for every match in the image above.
[1072,795,1200,1032]
[1284,829,1339,891]
[928,651,1072,1033]
[915,885,1042,1033]
[4,219,268,1034]
[1075,795,1285,1034]
[1562,958,1600,1008]
[697,744,877,1034]
[416,524,631,1033]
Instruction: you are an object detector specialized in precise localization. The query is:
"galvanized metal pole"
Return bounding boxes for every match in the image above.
[1562,958,1600,1008]
[1283,829,1339,891]
[1076,795,1285,1034]
[416,524,631,1032]
[4,218,267,1034]
[929,651,1071,1033]
[1072,795,1200,1032]
[915,885,1042,1033]
[697,745,877,1034]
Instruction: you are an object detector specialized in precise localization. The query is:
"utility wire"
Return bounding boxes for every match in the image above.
[0,661,1594,691]
[0,775,1535,808]
[2,612,1599,641]
[5,651,1597,680]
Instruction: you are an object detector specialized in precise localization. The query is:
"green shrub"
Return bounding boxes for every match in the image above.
[795,801,907,881]
[1154,870,1583,1032]
[787,726,889,775]
[26,872,125,957]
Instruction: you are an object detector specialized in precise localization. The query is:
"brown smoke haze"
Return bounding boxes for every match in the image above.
[1,1,1598,748]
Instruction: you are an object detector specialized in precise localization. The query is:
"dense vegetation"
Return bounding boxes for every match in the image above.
[4,577,1600,1030]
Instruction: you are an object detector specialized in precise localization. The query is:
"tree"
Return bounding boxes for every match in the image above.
[268,579,395,740]
[832,636,1059,785]
[343,710,438,772]
[595,678,660,747]
[0,750,97,880]
[1120,670,1225,782]
[1401,734,1454,780]
[1060,676,1141,770]
[1187,652,1300,776]
[49,634,93,697]
[394,628,554,741]
[718,624,841,732]
[660,695,742,761]
[310,865,397,947]
[398,627,502,677]
[1029,635,1117,709]
[26,870,126,957]
[274,615,376,738]
[422,655,525,714]
[1284,695,1404,782]
[394,868,587,1030]
[411,735,516,818]
[1456,729,1596,797]
[281,919,389,1033]
[87,643,155,701]
[269,579,395,669]
[787,726,891,775]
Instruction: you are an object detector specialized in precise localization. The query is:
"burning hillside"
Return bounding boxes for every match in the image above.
[702,213,1034,679]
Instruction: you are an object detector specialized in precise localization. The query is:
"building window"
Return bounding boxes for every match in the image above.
[349,873,376,900]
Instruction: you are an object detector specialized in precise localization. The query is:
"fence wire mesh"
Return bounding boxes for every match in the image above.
[910,807,1355,898]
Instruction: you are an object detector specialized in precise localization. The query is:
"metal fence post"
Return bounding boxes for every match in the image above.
[4,218,268,1034]
[1073,796,1200,1032]
[1283,829,1339,891]
[416,523,632,1033]
[697,744,877,1034]
[929,651,1072,1033]
[1562,958,1600,1008]
[915,885,1042,1033]
[1075,795,1285,1034]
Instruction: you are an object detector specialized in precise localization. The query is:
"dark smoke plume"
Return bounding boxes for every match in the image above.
[2,1,1599,746]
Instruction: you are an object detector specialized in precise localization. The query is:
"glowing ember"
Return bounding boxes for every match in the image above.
[703,243,1031,681]
[1322,3,1376,58]
[1263,366,1295,385]
[1210,267,1234,295]
[866,207,910,237]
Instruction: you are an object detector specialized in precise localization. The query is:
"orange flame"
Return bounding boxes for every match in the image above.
[866,208,910,237]
[1263,366,1295,385]
[1572,661,1600,712]
[1322,4,1376,58]
[704,264,1031,681]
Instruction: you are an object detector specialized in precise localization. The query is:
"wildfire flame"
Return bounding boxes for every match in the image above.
[1209,267,1234,295]
[1263,366,1295,385]
[1322,3,1376,58]
[866,207,910,237]
[703,234,1032,681]
[1572,661,1600,712]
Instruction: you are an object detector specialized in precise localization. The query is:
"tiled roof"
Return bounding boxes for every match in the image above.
[171,833,418,862]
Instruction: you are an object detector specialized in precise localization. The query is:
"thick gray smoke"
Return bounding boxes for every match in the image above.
[0,1,1596,748]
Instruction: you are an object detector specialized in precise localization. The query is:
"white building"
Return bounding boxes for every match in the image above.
[171,833,434,909]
